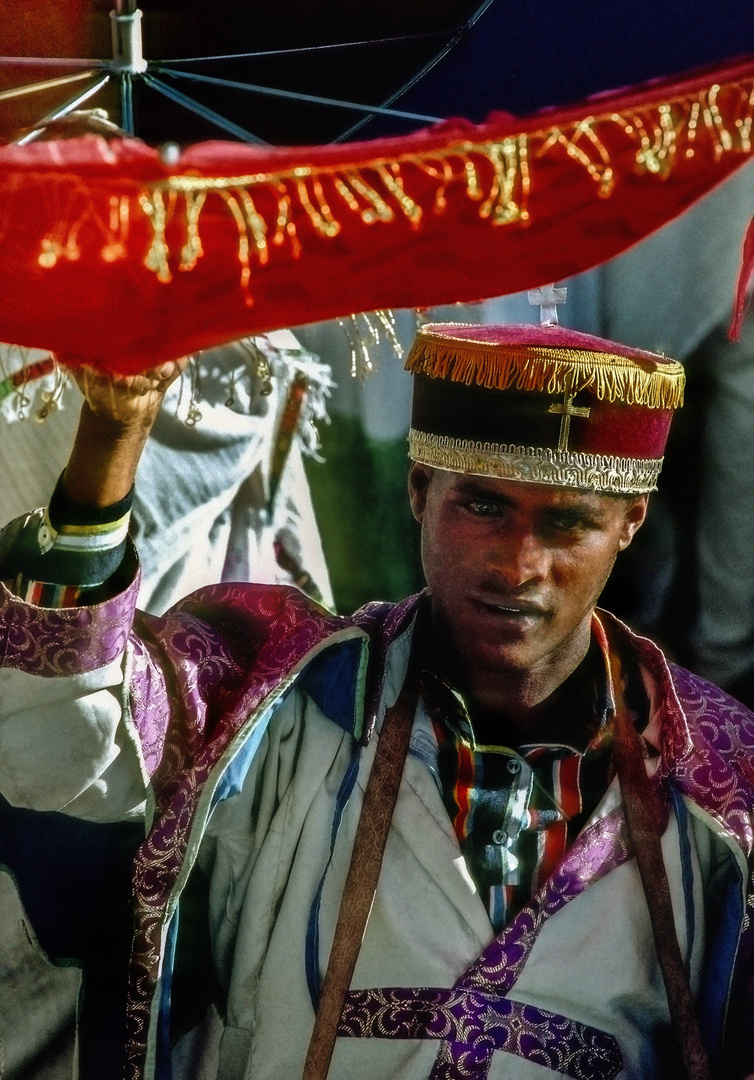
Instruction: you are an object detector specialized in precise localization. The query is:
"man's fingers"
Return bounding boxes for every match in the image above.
[72,360,187,397]
[138,357,189,390]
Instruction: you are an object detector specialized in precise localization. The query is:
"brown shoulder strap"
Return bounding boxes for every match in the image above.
[302,667,419,1080]
[611,662,712,1080]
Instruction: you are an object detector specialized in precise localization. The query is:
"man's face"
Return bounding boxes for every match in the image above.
[408,466,647,685]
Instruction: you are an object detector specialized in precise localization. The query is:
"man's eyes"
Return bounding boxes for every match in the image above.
[543,512,598,533]
[465,499,504,516]
[545,513,581,531]
[461,499,599,532]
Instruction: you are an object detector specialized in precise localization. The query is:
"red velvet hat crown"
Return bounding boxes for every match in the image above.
[406,323,685,494]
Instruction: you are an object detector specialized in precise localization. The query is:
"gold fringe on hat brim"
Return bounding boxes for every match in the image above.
[405,339,685,410]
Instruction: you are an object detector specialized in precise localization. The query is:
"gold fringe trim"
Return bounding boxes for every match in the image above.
[409,429,663,494]
[405,331,684,410]
[33,74,754,305]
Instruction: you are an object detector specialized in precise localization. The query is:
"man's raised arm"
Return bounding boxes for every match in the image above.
[0,360,185,604]
[63,360,186,508]
[0,359,185,822]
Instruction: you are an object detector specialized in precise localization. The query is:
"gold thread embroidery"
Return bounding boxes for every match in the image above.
[101,194,130,263]
[464,155,484,201]
[375,163,422,225]
[538,121,614,195]
[346,169,395,223]
[296,176,340,237]
[547,388,592,451]
[477,136,531,224]
[705,84,734,157]
[408,429,663,494]
[273,187,301,257]
[736,85,754,152]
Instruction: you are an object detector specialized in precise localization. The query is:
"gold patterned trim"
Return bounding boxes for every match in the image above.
[406,327,684,410]
[408,429,663,493]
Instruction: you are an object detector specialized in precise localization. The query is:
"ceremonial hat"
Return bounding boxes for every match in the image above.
[406,323,684,495]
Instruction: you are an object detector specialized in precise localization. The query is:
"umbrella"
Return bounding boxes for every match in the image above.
[0,3,752,372]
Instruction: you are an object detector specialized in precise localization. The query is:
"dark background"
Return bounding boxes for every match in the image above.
[1,1,752,145]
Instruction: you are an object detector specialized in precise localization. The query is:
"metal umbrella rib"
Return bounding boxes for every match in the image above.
[141,72,269,143]
[13,74,112,144]
[153,32,446,65]
[150,66,443,124]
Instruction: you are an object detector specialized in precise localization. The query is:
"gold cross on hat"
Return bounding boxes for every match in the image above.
[548,390,591,451]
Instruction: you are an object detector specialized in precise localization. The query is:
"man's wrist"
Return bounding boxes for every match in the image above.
[63,401,150,507]
[49,470,134,531]
[0,471,134,606]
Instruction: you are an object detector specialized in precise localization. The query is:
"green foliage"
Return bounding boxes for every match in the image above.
[305,414,424,614]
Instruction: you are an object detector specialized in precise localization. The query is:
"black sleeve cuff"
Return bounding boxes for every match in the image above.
[48,471,134,530]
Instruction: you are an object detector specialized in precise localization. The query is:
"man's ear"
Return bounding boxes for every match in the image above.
[408,463,432,522]
[617,494,649,551]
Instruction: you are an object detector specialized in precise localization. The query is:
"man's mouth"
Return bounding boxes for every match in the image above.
[471,596,548,625]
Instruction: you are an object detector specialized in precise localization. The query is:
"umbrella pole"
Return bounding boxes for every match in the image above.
[110,0,145,133]
[120,71,134,135]
[110,3,147,76]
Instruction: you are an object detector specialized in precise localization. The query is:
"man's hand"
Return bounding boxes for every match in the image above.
[63,358,188,507]
[73,361,186,429]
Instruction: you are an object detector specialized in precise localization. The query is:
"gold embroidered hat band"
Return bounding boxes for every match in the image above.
[406,323,685,495]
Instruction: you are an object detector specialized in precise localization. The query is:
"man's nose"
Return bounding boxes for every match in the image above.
[488,529,549,588]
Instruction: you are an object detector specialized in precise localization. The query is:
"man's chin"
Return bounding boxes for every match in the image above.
[433,606,554,677]
[465,632,549,677]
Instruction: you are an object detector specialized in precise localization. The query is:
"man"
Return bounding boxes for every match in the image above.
[0,322,752,1080]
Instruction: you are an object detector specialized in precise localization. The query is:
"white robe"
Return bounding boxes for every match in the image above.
[0,599,747,1080]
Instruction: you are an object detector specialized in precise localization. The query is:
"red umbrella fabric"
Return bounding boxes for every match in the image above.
[0,55,752,373]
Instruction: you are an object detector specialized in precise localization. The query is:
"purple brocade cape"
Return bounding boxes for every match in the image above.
[1,574,753,1079]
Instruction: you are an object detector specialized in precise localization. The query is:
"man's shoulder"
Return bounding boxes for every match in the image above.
[160,582,421,646]
[139,582,356,696]
[667,661,754,750]
[166,580,344,635]
[147,584,422,702]
[602,611,754,785]
[602,610,754,728]
[155,585,423,744]
[663,661,754,850]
